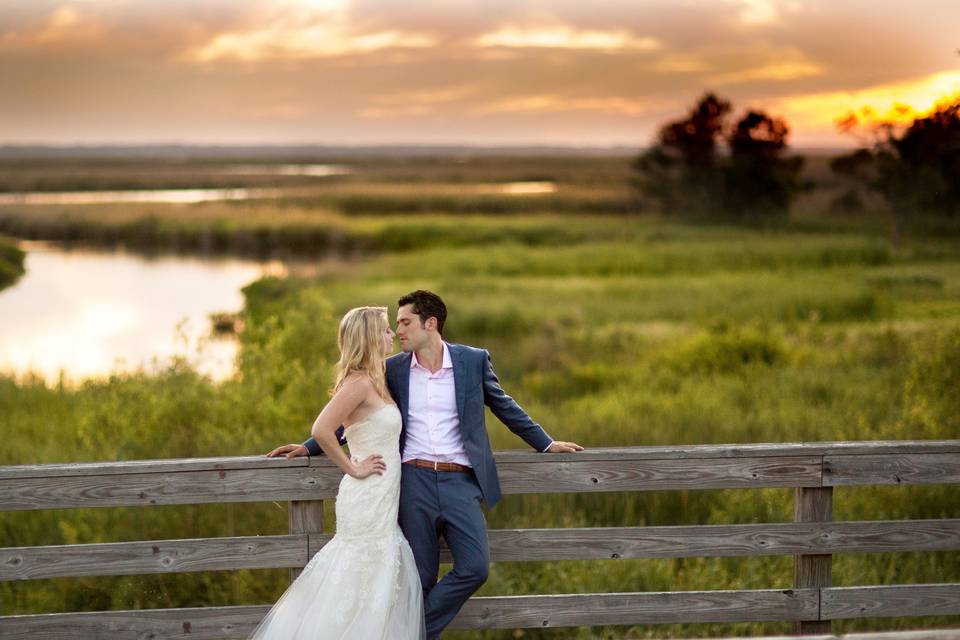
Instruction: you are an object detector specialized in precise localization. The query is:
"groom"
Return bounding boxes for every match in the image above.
[271,290,583,638]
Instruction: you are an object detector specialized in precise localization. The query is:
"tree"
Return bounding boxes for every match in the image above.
[632,93,804,216]
[632,93,730,213]
[724,111,804,215]
[831,99,960,246]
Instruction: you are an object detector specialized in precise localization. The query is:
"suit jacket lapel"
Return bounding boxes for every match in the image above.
[450,343,467,422]
[394,353,412,452]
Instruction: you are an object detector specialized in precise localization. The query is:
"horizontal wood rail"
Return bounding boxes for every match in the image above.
[1,440,959,638]
[4,519,960,581]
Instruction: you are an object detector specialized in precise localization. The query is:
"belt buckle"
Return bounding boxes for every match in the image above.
[433,460,439,471]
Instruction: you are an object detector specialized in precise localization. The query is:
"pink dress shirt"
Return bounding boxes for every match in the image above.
[401,342,473,467]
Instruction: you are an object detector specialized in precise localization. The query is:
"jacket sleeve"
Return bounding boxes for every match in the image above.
[481,350,553,452]
[302,426,347,456]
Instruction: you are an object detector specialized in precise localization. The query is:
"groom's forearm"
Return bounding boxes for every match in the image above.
[482,351,554,451]
[302,426,347,455]
[302,437,322,456]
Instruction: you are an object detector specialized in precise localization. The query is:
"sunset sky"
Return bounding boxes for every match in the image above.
[2,0,958,148]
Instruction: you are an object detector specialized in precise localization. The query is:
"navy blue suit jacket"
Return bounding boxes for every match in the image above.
[387,343,552,507]
[305,343,552,507]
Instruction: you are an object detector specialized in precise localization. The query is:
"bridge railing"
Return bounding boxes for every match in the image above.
[1,440,959,638]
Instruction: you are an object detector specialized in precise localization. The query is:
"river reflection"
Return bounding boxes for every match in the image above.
[0,242,285,383]
[0,188,283,206]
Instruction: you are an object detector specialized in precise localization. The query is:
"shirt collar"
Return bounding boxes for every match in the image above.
[410,341,453,370]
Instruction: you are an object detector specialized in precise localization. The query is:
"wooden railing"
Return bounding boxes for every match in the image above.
[1,440,959,638]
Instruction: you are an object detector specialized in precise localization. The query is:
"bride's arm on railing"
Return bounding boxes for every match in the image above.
[310,376,386,480]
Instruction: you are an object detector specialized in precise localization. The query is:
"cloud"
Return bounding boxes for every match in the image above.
[777,70,960,123]
[0,5,104,50]
[1,0,958,145]
[181,0,438,62]
[711,58,824,85]
[729,0,803,26]
[651,54,712,74]
[472,94,661,117]
[474,25,660,51]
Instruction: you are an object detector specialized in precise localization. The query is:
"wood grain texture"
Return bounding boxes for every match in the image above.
[794,486,834,634]
[448,588,820,628]
[824,454,960,486]
[5,441,957,479]
[0,535,307,581]
[821,584,960,620]
[287,500,323,581]
[0,590,819,638]
[5,519,956,581]
[0,605,270,640]
[0,466,340,511]
[451,520,960,563]
[496,456,823,494]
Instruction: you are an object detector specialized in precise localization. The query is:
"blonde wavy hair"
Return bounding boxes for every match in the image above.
[331,306,390,400]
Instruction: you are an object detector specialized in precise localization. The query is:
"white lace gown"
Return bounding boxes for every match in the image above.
[250,404,426,639]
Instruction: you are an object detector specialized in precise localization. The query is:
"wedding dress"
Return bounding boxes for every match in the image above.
[250,404,426,639]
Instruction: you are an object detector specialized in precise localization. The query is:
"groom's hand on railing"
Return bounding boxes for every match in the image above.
[266,443,309,459]
[266,426,347,459]
[546,440,584,453]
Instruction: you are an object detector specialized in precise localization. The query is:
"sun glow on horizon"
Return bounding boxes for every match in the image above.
[773,70,960,144]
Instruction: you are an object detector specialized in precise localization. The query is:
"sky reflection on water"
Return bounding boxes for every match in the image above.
[0,242,284,383]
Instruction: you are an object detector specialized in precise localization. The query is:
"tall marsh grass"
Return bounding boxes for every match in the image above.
[1,177,959,636]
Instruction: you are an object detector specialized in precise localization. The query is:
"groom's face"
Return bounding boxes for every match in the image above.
[396,304,430,353]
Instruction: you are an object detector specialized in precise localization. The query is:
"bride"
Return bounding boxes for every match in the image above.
[251,306,425,639]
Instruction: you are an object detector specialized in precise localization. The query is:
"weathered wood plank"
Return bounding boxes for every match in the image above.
[4,441,957,481]
[0,590,819,638]
[0,455,313,480]
[497,456,823,494]
[821,584,960,619]
[288,500,323,581]
[824,454,960,486]
[829,633,960,640]
[492,441,960,464]
[0,456,823,513]
[453,520,960,563]
[0,535,307,581]
[794,485,834,634]
[0,605,269,640]
[6,519,957,581]
[670,633,960,640]
[449,588,820,628]
[0,466,341,511]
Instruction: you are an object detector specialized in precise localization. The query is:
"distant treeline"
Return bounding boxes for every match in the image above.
[631,92,960,232]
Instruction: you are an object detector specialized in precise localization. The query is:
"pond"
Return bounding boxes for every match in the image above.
[0,241,285,383]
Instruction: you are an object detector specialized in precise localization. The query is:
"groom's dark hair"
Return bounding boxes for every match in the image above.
[398,290,447,334]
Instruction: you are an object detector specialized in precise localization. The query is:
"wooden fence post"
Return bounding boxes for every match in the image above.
[288,499,324,582]
[793,485,833,634]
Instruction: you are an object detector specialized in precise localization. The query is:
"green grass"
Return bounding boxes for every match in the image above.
[1,157,959,637]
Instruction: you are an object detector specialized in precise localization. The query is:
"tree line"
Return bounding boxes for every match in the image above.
[632,91,960,234]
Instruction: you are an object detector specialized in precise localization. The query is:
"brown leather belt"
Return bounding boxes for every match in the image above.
[403,459,472,473]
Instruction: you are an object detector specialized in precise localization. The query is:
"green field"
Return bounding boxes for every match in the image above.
[1,154,958,638]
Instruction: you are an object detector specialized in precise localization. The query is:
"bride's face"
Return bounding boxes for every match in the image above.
[382,325,395,354]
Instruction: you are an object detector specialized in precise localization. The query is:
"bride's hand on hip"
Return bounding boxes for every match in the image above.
[351,454,386,478]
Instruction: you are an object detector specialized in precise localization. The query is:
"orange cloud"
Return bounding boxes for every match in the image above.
[474,26,660,51]
[472,94,663,117]
[182,1,436,62]
[0,5,104,51]
[772,70,960,144]
[710,48,824,84]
